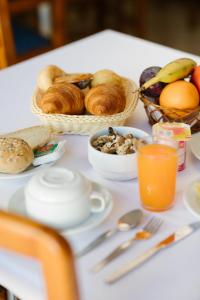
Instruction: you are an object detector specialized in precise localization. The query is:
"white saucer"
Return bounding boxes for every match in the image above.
[8,182,113,235]
[0,162,54,180]
[184,179,200,218]
[190,133,200,160]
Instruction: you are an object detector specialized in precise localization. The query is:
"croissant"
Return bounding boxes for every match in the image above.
[85,84,126,116]
[55,73,93,89]
[37,82,85,114]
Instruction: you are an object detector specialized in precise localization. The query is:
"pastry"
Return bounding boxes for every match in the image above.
[91,69,122,87]
[37,65,66,92]
[37,82,85,114]
[85,84,126,116]
[55,73,93,89]
[2,126,53,150]
[0,137,33,174]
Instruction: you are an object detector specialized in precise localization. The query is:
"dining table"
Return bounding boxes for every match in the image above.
[0,29,200,300]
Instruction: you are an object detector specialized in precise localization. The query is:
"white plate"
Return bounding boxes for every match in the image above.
[190,133,200,160]
[184,179,200,218]
[0,162,54,180]
[8,182,113,235]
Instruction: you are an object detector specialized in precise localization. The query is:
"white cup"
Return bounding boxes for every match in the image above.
[24,167,106,230]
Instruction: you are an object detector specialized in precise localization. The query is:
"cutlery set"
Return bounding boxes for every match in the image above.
[76,209,143,258]
[91,216,163,273]
[105,222,200,283]
[77,209,200,284]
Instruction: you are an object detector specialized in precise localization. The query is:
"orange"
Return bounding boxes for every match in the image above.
[159,80,199,119]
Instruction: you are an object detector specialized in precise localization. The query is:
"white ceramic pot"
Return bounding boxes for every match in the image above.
[88,127,149,181]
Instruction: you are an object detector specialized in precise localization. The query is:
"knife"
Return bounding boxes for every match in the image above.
[105,221,200,284]
[76,229,117,258]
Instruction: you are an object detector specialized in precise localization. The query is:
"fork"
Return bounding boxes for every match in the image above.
[91,217,163,273]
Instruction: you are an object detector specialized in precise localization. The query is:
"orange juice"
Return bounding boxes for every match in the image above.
[137,143,178,211]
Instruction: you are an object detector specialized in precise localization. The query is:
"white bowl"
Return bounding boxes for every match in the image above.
[88,127,149,181]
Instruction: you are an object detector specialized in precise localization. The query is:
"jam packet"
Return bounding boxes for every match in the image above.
[33,140,66,166]
[152,122,191,171]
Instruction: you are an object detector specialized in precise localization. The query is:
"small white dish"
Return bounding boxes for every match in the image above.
[190,132,200,160]
[184,179,200,218]
[0,162,54,180]
[8,182,113,235]
[88,126,149,181]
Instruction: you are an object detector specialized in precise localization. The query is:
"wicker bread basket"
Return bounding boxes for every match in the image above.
[31,77,139,135]
[140,95,200,133]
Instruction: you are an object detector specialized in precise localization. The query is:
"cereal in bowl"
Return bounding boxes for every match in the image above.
[92,127,145,155]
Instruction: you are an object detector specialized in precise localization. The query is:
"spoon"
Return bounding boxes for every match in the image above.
[76,209,143,258]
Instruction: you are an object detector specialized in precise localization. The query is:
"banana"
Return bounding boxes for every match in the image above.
[142,58,197,90]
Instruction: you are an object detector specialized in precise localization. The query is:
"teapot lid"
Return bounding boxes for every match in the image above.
[26,167,91,203]
[40,168,75,187]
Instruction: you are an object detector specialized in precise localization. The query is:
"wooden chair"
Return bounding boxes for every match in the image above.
[0,0,15,68]
[111,0,148,38]
[0,0,66,68]
[0,210,79,300]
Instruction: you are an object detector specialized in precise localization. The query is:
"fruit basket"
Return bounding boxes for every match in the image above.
[140,95,200,133]
[31,76,139,135]
[139,58,200,133]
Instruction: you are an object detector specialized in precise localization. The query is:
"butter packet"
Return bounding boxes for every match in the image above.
[194,182,200,200]
[33,140,66,166]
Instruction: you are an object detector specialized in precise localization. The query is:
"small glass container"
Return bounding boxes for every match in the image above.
[152,122,191,171]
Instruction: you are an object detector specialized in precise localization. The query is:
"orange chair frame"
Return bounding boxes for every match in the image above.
[0,210,79,300]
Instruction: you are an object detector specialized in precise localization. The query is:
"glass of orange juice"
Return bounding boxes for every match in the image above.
[137,137,178,211]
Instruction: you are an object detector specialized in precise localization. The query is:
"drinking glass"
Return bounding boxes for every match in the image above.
[137,137,178,211]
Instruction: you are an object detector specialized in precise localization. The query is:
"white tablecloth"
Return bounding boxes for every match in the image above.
[0,30,200,300]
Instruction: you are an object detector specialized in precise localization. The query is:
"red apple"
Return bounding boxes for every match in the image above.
[191,65,200,93]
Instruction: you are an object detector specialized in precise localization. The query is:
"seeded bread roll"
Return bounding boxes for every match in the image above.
[0,137,34,174]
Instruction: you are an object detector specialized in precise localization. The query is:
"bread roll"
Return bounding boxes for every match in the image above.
[37,65,66,92]
[91,69,122,87]
[85,84,126,116]
[37,82,85,115]
[3,126,52,150]
[0,137,33,174]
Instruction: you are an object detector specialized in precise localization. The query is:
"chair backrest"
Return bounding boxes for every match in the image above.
[0,210,79,300]
[0,0,66,69]
[0,0,16,68]
[8,0,66,48]
[0,22,8,68]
